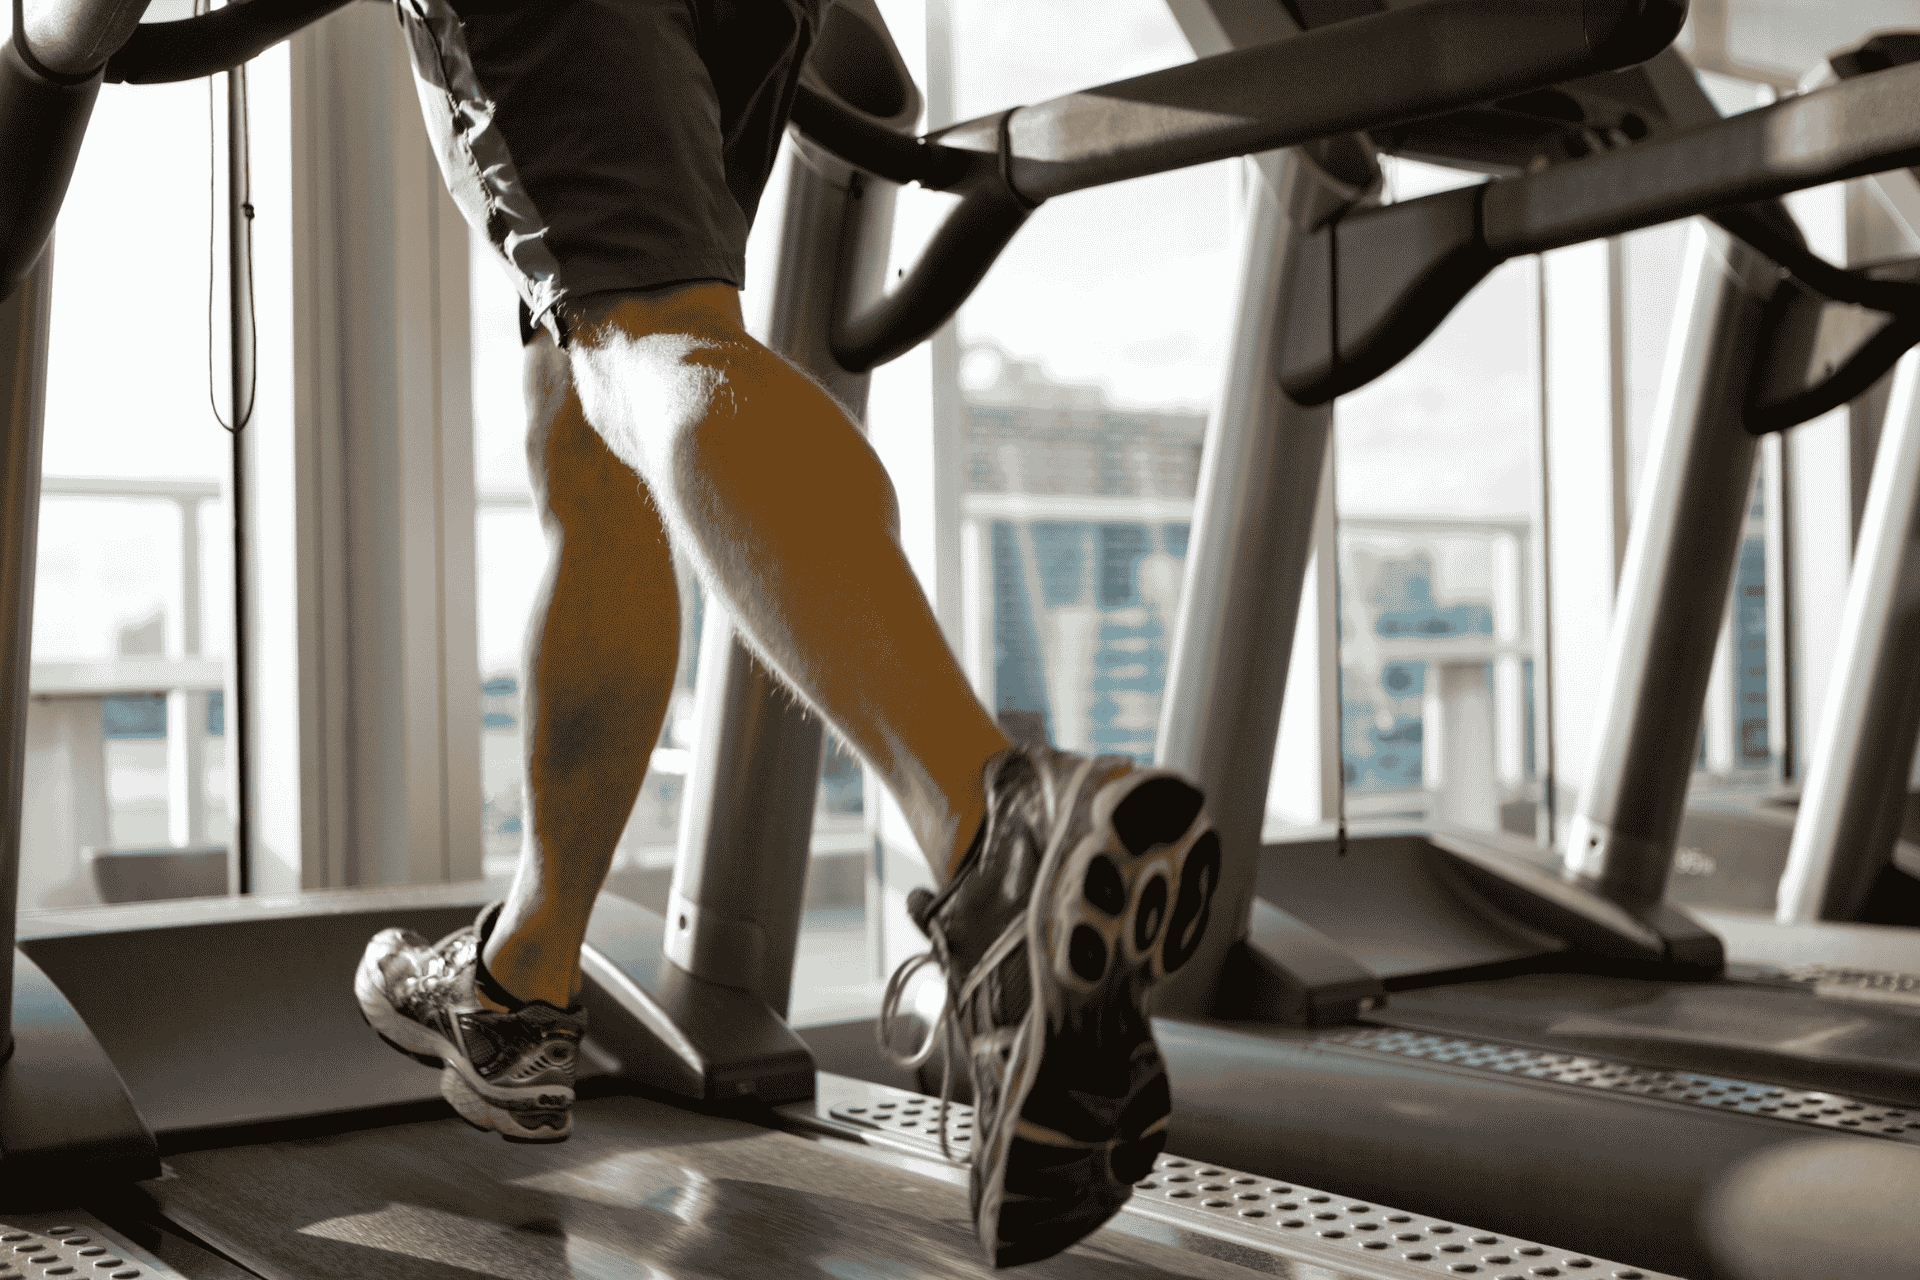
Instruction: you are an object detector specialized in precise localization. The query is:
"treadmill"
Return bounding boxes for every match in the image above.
[0,1,1713,1278]
[1074,5,1920,1278]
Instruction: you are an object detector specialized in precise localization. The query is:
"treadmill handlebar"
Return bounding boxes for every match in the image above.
[794,0,1689,198]
[0,38,100,302]
[0,0,352,300]
[789,83,971,190]
[102,0,356,84]
[828,162,1034,373]
[1284,54,1920,415]
[17,0,148,81]
[797,0,1687,373]
[1481,61,1920,257]
[997,0,1686,202]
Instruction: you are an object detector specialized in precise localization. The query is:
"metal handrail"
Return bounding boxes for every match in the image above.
[18,0,149,80]
[802,0,1687,373]
[102,0,351,84]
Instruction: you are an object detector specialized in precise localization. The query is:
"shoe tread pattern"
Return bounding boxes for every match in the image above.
[922,746,1213,1268]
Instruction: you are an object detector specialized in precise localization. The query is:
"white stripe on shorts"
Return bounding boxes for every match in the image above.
[394,0,570,332]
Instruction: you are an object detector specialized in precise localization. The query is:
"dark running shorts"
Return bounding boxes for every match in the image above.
[396,0,824,343]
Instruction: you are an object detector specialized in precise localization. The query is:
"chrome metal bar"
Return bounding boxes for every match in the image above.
[1777,349,1920,922]
[665,0,915,1015]
[1565,224,1780,910]
[18,0,149,78]
[0,247,51,1057]
[1152,141,1378,1016]
[1762,432,1795,781]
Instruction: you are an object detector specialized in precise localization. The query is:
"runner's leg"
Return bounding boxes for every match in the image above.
[478,330,682,1011]
[563,283,1214,1266]
[563,284,1011,882]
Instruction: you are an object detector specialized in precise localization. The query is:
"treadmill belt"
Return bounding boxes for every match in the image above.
[144,1094,1292,1279]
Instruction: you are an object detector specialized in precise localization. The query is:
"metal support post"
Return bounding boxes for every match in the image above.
[223,61,252,886]
[1564,223,1778,933]
[1777,348,1920,922]
[0,249,52,1058]
[1152,141,1379,1016]
[166,495,208,849]
[1761,432,1795,781]
[665,0,918,1016]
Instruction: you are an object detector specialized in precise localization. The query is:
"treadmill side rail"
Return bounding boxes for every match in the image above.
[799,1073,1687,1280]
[0,947,158,1193]
[1432,830,1723,974]
[580,893,815,1105]
[1211,899,1386,1025]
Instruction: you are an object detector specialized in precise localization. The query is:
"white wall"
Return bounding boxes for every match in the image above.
[269,6,482,889]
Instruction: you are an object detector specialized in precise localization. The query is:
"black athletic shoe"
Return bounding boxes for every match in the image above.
[354,901,587,1143]
[885,745,1218,1267]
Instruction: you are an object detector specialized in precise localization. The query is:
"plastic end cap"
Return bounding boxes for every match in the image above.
[1583,0,1689,69]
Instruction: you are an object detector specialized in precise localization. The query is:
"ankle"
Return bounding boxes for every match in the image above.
[944,799,988,882]
[479,934,580,1010]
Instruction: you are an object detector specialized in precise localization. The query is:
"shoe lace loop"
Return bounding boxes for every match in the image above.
[878,921,964,1162]
[878,907,1033,1164]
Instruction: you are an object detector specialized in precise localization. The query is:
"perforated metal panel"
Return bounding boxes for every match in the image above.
[829,1090,977,1153]
[0,1214,181,1280]
[827,1086,1678,1280]
[1326,1026,1920,1140]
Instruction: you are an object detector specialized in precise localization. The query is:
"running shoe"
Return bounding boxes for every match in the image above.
[355,900,587,1143]
[883,744,1218,1267]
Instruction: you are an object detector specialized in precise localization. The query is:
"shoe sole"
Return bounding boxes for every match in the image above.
[353,932,574,1143]
[984,764,1216,1266]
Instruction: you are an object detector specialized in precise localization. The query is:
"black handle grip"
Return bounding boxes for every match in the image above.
[104,0,353,83]
[1583,0,1690,68]
[790,83,972,190]
[831,181,1032,374]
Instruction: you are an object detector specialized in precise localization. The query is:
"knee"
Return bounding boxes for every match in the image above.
[563,284,752,477]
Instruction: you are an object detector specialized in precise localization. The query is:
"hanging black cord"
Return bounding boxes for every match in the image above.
[207,0,258,435]
[201,0,258,894]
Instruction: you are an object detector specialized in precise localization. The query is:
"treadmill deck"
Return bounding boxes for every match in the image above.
[143,1084,1278,1280]
[126,1076,1677,1280]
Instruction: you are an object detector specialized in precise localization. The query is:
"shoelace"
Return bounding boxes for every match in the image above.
[401,933,468,997]
[878,919,964,1161]
[878,906,1035,1163]
[875,748,1101,1164]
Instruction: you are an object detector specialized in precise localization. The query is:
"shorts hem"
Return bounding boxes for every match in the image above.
[539,253,748,341]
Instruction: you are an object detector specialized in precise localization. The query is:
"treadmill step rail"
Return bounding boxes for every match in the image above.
[829,1086,1677,1280]
[830,1090,977,1155]
[1781,963,1920,1011]
[0,1213,181,1279]
[1329,1027,1920,1141]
